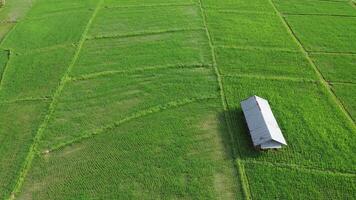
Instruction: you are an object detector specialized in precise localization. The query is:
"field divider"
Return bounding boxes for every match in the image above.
[45,95,219,154]
[215,44,301,53]
[0,97,52,105]
[103,2,197,9]
[307,50,356,56]
[242,160,356,178]
[350,0,356,9]
[282,13,356,18]
[268,0,356,126]
[69,63,213,82]
[0,49,10,88]
[198,0,252,199]
[330,81,356,85]
[209,9,274,15]
[13,43,77,56]
[222,74,317,83]
[86,27,205,41]
[7,0,104,199]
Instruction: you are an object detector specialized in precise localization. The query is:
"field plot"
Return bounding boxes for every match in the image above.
[0,101,49,199]
[0,47,75,101]
[273,0,356,16]
[310,53,356,83]
[285,15,356,53]
[19,100,241,199]
[0,0,355,199]
[244,162,356,200]
[331,83,356,121]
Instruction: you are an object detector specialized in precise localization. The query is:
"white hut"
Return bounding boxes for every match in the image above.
[241,96,287,149]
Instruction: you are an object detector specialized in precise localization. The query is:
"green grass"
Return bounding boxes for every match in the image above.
[202,0,274,13]
[0,0,33,22]
[26,0,98,18]
[88,5,204,38]
[310,53,356,83]
[285,15,356,52]
[216,47,316,79]
[0,22,14,41]
[223,77,356,173]
[0,49,8,80]
[0,47,75,101]
[205,11,298,50]
[0,0,355,199]
[40,67,219,150]
[331,83,356,121]
[1,10,93,52]
[71,30,212,76]
[0,101,49,200]
[244,162,356,200]
[103,0,197,7]
[19,100,242,199]
[273,0,356,16]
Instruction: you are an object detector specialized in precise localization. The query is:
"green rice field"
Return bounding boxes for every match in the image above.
[0,0,355,199]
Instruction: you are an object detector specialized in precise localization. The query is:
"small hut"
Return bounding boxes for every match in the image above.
[241,96,287,149]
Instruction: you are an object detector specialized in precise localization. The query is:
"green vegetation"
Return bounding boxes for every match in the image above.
[223,77,356,172]
[205,11,298,49]
[331,83,356,121]
[311,53,356,83]
[0,49,8,79]
[285,15,356,52]
[72,30,212,76]
[0,101,49,199]
[19,100,242,199]
[88,5,204,38]
[273,0,356,16]
[0,0,355,199]
[245,162,356,200]
[215,47,316,79]
[0,47,75,101]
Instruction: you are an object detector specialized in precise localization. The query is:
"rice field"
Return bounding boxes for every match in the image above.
[0,0,355,199]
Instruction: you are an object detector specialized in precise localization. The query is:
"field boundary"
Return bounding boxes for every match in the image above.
[86,27,205,41]
[69,63,213,81]
[6,1,104,199]
[268,0,356,125]
[0,49,10,87]
[0,97,51,105]
[45,95,219,153]
[282,13,356,18]
[243,160,356,178]
[222,74,317,83]
[103,2,197,9]
[198,0,252,199]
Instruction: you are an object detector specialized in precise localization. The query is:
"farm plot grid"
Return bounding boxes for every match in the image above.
[0,0,355,199]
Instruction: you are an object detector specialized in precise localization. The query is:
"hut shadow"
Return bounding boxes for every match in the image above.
[218,107,264,161]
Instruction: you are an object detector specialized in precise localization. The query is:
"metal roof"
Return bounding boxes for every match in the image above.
[241,96,287,149]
